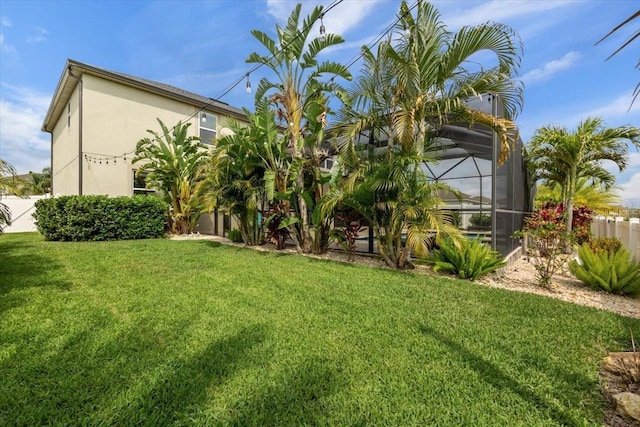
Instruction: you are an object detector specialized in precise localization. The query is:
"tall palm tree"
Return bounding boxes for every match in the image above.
[246,3,351,253]
[327,0,523,268]
[527,116,640,231]
[133,119,210,235]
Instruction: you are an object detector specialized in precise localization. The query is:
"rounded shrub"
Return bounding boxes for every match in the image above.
[33,195,167,241]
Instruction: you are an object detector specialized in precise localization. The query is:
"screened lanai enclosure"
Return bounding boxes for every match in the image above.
[426,95,533,258]
[348,94,533,259]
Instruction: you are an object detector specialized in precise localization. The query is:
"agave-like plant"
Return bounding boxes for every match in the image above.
[569,244,640,296]
[430,236,506,280]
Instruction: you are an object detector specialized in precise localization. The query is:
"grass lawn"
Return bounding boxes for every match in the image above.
[1,233,638,426]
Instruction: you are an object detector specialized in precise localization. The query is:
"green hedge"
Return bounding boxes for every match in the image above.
[33,195,167,241]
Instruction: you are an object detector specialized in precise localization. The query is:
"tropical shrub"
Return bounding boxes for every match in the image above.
[264,205,294,250]
[571,205,593,244]
[514,204,572,288]
[430,237,506,281]
[330,211,364,261]
[227,229,244,243]
[588,237,623,255]
[569,244,640,296]
[33,195,167,241]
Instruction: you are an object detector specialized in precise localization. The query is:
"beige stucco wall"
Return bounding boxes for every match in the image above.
[51,85,81,195]
[81,74,206,196]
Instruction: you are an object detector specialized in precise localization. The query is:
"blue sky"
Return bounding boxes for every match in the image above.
[1,0,638,205]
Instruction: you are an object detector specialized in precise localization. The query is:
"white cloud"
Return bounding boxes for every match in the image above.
[616,172,640,208]
[26,26,48,43]
[522,51,582,85]
[435,0,577,30]
[577,93,640,122]
[0,17,10,27]
[0,83,51,174]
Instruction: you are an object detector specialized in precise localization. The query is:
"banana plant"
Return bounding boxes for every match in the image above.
[133,119,210,235]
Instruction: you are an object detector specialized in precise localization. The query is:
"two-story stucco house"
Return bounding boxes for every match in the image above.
[41,59,250,235]
[42,59,247,198]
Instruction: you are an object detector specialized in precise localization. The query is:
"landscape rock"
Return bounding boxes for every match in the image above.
[613,392,640,421]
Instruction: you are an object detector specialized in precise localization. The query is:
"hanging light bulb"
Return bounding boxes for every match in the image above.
[319,14,326,41]
[245,73,252,94]
[201,113,207,124]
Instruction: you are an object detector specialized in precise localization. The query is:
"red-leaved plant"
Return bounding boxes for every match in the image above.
[514,203,572,288]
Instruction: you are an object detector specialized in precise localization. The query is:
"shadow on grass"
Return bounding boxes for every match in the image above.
[0,240,70,312]
[229,356,345,426]
[0,322,270,425]
[418,323,583,426]
[105,323,269,425]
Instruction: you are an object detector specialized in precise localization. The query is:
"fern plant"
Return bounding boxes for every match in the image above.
[569,244,640,296]
[430,237,506,281]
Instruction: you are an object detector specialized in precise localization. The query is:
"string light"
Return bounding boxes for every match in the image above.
[83,151,135,165]
[87,0,415,152]
[245,73,252,94]
[319,14,326,41]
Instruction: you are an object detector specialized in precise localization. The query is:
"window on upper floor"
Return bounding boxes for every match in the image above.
[67,102,71,127]
[199,112,217,145]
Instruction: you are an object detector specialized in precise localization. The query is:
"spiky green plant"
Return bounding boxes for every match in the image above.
[569,244,640,296]
[430,237,506,281]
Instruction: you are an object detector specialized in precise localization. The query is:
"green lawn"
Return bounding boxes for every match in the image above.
[1,233,638,426]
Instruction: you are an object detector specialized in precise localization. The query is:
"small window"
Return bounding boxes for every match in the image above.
[320,157,335,170]
[199,112,217,144]
[67,102,71,127]
[133,170,155,195]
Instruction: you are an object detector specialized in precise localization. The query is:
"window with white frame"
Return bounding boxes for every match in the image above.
[320,157,335,170]
[133,170,155,195]
[199,112,217,144]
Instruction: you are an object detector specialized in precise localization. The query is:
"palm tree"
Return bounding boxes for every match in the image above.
[246,3,351,253]
[209,101,284,245]
[0,159,21,233]
[27,167,51,195]
[327,0,523,268]
[535,178,622,215]
[133,119,210,235]
[596,10,640,107]
[527,116,640,232]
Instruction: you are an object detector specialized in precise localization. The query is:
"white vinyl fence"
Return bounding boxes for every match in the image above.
[1,195,49,233]
[590,216,640,263]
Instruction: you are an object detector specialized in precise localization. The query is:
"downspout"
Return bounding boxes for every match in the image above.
[49,132,53,195]
[490,93,498,251]
[68,66,83,195]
